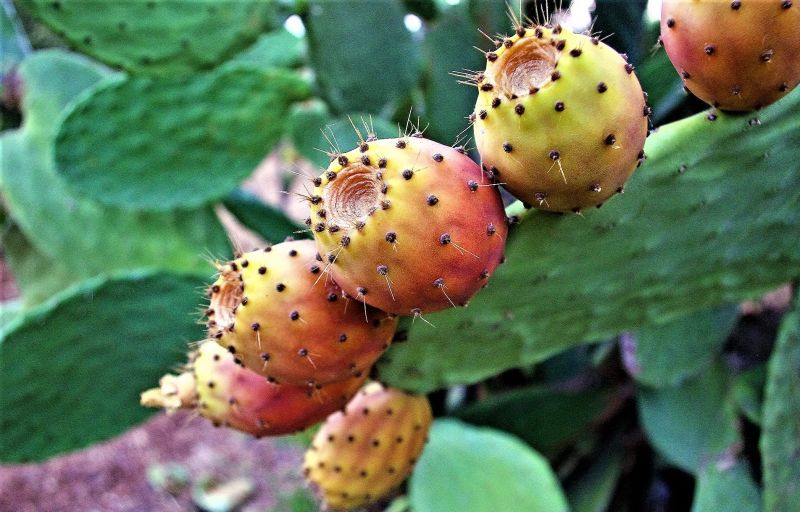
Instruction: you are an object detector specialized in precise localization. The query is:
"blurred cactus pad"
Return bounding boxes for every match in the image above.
[1,1,799,511]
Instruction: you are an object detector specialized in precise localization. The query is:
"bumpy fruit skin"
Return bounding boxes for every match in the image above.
[206,240,397,386]
[309,137,508,316]
[473,24,649,213]
[303,382,433,510]
[661,0,800,111]
[141,341,367,437]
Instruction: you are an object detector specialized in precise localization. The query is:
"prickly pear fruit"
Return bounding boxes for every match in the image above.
[303,382,433,510]
[309,137,508,316]
[661,0,800,111]
[141,341,367,437]
[206,240,397,386]
[472,23,649,213]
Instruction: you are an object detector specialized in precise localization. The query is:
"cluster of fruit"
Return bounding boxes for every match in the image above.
[142,2,798,509]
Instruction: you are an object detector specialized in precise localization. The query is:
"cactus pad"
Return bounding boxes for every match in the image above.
[17,0,276,75]
[0,271,206,462]
[222,189,307,245]
[305,0,419,115]
[0,51,229,276]
[286,102,398,168]
[409,419,569,512]
[760,297,800,509]
[637,363,739,473]
[2,226,77,307]
[54,65,311,210]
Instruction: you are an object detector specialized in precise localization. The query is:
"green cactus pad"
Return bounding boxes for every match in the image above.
[0,299,22,327]
[305,0,419,115]
[231,28,306,70]
[422,6,482,145]
[592,0,647,66]
[286,99,333,167]
[379,87,800,394]
[222,189,306,244]
[54,65,311,210]
[626,305,740,387]
[0,271,207,463]
[2,226,78,307]
[760,297,800,511]
[637,363,739,473]
[410,419,569,512]
[0,50,229,277]
[17,0,276,76]
[692,459,761,512]
[467,0,513,40]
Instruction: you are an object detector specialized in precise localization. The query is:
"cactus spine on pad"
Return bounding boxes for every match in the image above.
[309,137,508,316]
[206,240,398,386]
[472,23,649,213]
[141,341,367,437]
[661,0,800,111]
[304,382,433,510]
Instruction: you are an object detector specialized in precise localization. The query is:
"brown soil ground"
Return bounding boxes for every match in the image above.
[0,412,310,512]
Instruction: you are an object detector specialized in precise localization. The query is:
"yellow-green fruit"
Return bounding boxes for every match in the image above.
[303,382,433,510]
[206,240,398,386]
[473,24,649,212]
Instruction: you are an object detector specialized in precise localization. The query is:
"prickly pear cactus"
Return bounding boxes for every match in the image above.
[661,0,800,111]
[206,240,398,386]
[309,137,508,316]
[4,2,800,508]
[303,382,433,510]
[141,341,367,438]
[472,22,648,212]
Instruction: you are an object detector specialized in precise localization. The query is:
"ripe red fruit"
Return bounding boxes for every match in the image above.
[141,341,367,437]
[661,0,800,110]
[309,137,508,316]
